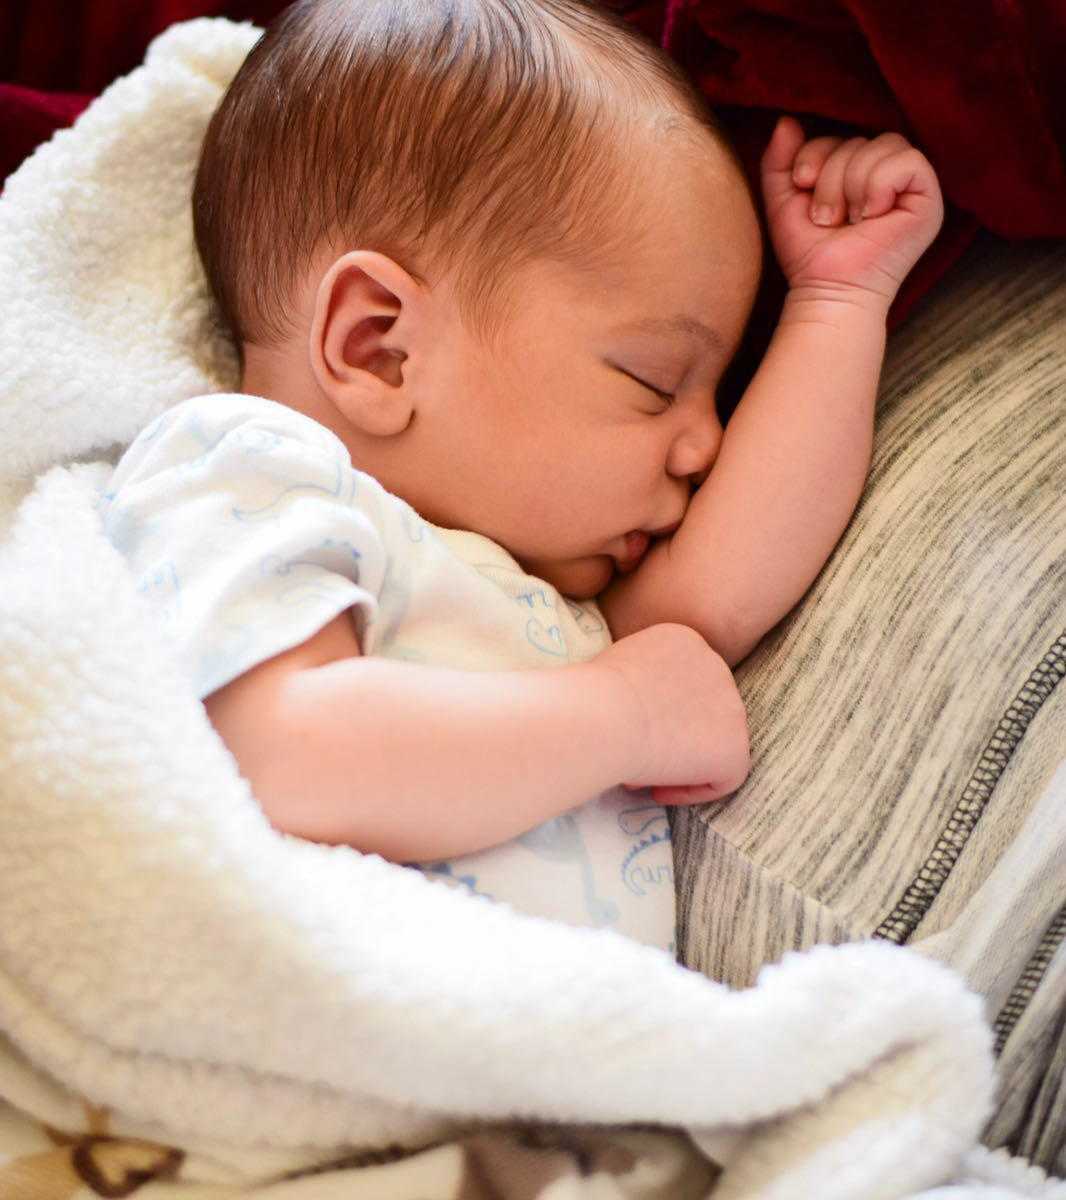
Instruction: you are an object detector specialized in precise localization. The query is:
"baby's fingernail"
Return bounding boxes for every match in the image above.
[848,207,861,223]
[793,163,815,184]
[810,203,832,226]
[861,203,872,218]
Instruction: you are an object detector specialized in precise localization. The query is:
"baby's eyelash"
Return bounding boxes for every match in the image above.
[646,384,676,407]
[611,364,676,408]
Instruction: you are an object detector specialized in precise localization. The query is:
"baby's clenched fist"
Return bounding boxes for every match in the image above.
[761,115,945,308]
[594,623,751,805]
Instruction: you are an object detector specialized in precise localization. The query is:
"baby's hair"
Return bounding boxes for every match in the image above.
[193,0,735,361]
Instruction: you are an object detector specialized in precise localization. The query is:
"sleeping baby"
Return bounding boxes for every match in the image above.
[99,0,943,953]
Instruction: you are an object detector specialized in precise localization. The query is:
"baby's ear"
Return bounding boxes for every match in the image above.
[309,250,416,437]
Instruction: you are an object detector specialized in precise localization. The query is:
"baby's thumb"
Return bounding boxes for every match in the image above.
[760,114,805,204]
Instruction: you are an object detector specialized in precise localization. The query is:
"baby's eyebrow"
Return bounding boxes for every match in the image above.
[611,314,725,354]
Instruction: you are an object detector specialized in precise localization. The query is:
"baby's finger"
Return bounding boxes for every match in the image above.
[790,136,844,190]
[861,146,943,221]
[809,137,868,226]
[652,784,726,806]
[841,133,911,222]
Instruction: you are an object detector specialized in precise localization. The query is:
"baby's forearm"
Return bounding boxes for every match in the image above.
[683,287,885,654]
[604,287,887,664]
[252,655,637,862]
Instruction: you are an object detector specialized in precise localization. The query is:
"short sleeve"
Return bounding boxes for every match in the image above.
[99,394,388,699]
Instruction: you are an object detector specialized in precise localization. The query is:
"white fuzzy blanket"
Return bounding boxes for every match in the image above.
[0,17,1058,1199]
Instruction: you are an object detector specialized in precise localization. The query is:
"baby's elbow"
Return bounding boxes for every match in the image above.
[203,668,301,832]
[697,608,764,669]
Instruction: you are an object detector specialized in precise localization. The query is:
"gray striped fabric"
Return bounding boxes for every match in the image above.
[671,230,1066,1173]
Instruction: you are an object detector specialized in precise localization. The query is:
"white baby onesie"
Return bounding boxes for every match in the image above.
[98,393,676,955]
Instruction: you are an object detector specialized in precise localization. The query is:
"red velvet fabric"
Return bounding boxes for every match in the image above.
[663,0,1066,240]
[2,0,1063,395]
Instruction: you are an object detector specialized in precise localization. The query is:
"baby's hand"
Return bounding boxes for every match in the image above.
[760,115,944,309]
[595,624,751,805]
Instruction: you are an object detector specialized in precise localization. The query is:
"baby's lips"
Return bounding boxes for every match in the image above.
[615,530,650,573]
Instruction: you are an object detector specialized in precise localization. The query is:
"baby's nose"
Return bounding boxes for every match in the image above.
[673,417,722,486]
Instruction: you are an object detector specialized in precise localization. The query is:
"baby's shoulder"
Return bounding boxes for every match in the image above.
[106,392,358,490]
[152,392,348,457]
[103,392,415,548]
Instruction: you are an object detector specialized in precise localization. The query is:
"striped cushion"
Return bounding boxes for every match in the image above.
[672,230,1066,1173]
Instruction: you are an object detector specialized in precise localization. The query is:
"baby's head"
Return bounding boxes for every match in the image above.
[193,0,762,599]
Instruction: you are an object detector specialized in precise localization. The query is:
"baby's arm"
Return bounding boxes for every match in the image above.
[600,287,885,664]
[206,612,632,860]
[599,118,944,666]
[204,614,749,860]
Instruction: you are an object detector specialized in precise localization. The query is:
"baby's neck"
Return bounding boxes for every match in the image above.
[241,341,300,407]
[241,343,351,444]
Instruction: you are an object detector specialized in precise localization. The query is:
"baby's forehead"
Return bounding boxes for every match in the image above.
[540,156,759,340]
[605,149,753,257]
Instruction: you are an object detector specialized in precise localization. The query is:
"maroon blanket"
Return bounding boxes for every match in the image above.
[3,0,1063,383]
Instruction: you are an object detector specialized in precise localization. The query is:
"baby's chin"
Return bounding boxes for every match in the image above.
[519,555,615,601]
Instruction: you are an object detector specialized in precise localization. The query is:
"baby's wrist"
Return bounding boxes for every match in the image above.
[575,653,650,782]
[782,282,892,330]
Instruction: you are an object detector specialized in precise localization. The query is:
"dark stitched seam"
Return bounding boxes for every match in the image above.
[874,631,1066,945]
[992,902,1066,1057]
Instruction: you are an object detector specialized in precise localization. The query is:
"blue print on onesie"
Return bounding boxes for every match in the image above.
[471,561,572,661]
[177,410,240,474]
[563,597,605,639]
[617,804,673,897]
[518,814,619,926]
[136,559,182,629]
[229,455,357,523]
[415,862,496,903]
[258,538,363,607]
[132,410,175,446]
